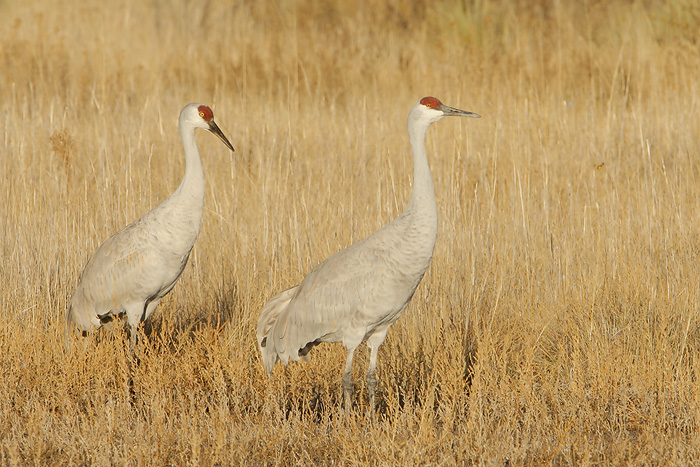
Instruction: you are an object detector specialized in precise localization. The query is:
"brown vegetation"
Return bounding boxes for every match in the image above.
[1,0,700,465]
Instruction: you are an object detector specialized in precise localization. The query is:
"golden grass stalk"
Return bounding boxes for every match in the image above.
[1,0,700,464]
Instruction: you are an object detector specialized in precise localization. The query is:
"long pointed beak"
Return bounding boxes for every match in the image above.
[208,120,235,152]
[440,104,480,119]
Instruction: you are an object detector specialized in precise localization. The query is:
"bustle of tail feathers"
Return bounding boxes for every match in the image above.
[64,297,94,350]
[256,285,299,376]
[64,291,103,348]
[64,293,91,350]
[65,290,92,329]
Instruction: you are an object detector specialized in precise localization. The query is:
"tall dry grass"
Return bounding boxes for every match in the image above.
[1,0,700,464]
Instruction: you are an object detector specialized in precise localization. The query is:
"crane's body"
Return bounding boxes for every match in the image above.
[257,97,479,414]
[259,203,435,363]
[67,103,234,348]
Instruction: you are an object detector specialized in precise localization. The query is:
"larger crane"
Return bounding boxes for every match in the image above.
[66,103,234,349]
[257,97,479,415]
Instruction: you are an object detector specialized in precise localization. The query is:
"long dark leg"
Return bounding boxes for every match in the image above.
[125,303,149,407]
[342,348,356,415]
[366,349,379,421]
[366,331,388,421]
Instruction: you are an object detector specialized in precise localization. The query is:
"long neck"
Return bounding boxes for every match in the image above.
[406,120,437,222]
[172,123,205,222]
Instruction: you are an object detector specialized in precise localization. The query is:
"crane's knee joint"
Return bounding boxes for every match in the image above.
[342,372,353,391]
[367,370,377,387]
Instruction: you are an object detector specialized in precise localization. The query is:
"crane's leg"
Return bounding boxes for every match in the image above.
[366,347,379,420]
[366,330,388,421]
[127,317,141,353]
[124,302,148,353]
[122,302,147,406]
[342,348,356,415]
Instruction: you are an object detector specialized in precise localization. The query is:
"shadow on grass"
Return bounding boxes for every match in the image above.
[142,280,242,351]
[277,318,480,425]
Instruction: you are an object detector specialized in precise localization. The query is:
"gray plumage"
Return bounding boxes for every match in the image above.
[66,103,234,348]
[257,97,480,414]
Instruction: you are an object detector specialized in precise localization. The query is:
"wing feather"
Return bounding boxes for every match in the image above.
[257,211,437,374]
[67,213,193,330]
[258,232,422,370]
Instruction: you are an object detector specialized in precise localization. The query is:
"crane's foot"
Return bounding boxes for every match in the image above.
[342,371,354,416]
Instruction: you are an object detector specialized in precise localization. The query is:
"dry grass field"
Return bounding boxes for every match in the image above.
[2,0,700,465]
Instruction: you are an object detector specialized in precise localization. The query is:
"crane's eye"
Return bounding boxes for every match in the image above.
[199,112,205,118]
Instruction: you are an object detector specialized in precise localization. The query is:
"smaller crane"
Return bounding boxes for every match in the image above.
[257,97,479,416]
[66,103,234,349]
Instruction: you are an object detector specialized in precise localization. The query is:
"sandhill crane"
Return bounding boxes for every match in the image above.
[257,97,480,415]
[66,103,234,349]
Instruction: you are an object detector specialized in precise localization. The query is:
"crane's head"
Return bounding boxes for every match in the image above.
[409,96,480,129]
[181,103,235,152]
